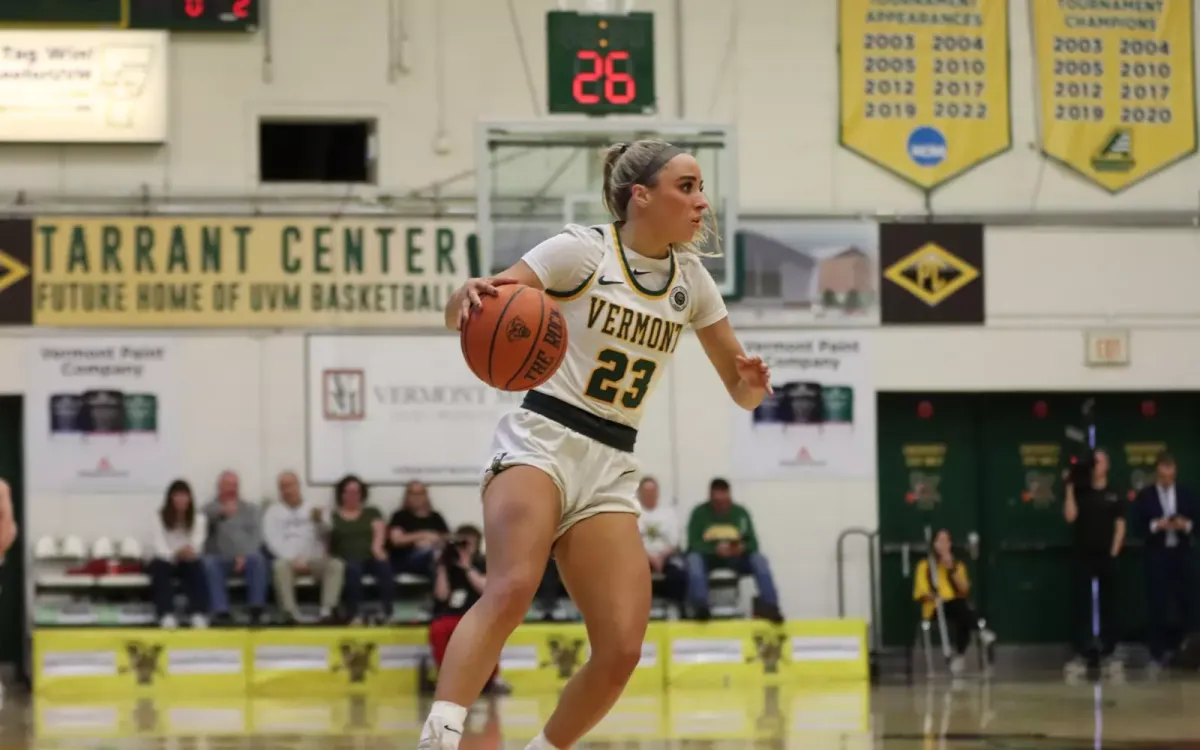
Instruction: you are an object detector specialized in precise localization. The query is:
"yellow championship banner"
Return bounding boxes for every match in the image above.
[249,627,428,695]
[498,622,667,693]
[838,0,1011,191]
[33,628,250,699]
[1032,0,1197,192]
[0,216,474,328]
[665,619,868,688]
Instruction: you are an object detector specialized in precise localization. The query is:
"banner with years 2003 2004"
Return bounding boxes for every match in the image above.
[24,337,182,493]
[1032,0,1196,193]
[306,334,523,486]
[730,331,875,480]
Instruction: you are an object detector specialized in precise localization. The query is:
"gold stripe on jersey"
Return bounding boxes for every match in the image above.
[586,297,683,355]
[545,271,596,302]
[611,223,676,300]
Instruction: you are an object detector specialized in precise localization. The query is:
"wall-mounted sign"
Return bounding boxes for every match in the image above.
[0,30,168,143]
[1084,329,1130,366]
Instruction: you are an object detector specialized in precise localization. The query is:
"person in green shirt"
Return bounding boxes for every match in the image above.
[686,477,783,623]
[328,474,395,625]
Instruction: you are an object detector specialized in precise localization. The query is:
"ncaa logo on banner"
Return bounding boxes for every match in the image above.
[323,369,365,421]
[907,126,947,168]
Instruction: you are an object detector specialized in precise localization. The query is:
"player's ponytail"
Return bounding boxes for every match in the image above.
[601,142,633,221]
[600,139,721,258]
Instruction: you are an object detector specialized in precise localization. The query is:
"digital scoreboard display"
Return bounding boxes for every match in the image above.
[0,0,259,31]
[546,10,656,116]
[130,0,259,31]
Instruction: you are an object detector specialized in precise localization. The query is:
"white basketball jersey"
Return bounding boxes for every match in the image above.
[520,223,727,430]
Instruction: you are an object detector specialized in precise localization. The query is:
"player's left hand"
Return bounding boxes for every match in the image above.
[735,355,773,395]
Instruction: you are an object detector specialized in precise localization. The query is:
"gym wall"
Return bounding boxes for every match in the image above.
[2,0,1199,620]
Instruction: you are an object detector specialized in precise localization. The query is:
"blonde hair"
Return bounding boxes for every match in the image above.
[601,139,722,258]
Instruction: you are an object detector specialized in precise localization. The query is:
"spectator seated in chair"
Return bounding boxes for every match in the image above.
[636,476,687,609]
[201,470,268,625]
[429,524,510,695]
[685,478,783,623]
[912,528,996,675]
[329,474,395,625]
[386,480,449,577]
[263,470,344,625]
[150,479,209,629]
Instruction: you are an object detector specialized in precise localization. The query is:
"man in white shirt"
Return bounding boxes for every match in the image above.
[262,471,344,624]
[636,477,687,607]
[1135,451,1196,666]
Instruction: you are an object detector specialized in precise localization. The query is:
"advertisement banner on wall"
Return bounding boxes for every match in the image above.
[0,31,169,143]
[837,0,1012,191]
[730,330,875,480]
[305,335,520,485]
[0,217,475,329]
[1030,0,1196,194]
[727,220,880,328]
[879,222,984,325]
[25,337,181,493]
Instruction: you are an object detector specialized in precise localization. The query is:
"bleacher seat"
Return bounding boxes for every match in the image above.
[61,536,85,560]
[34,536,58,559]
[708,569,753,618]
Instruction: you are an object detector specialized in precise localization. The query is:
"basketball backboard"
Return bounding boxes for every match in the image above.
[475,120,739,297]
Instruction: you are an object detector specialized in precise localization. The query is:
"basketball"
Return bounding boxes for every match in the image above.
[460,284,568,391]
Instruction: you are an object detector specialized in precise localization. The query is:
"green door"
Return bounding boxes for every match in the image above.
[1094,392,1200,645]
[979,393,1081,643]
[0,396,25,670]
[877,393,982,648]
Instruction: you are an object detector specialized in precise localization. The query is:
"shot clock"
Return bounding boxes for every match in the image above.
[546,10,656,116]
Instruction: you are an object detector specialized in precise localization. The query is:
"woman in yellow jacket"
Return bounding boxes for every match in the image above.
[913,528,995,672]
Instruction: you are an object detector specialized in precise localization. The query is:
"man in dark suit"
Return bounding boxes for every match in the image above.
[1135,451,1196,666]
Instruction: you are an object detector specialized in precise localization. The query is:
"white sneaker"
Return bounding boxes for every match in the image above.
[979,628,997,646]
[417,717,463,750]
[190,613,208,629]
[160,614,179,629]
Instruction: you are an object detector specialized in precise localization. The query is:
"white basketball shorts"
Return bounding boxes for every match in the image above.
[481,408,642,539]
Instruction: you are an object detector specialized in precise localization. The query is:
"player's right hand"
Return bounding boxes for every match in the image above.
[451,277,519,330]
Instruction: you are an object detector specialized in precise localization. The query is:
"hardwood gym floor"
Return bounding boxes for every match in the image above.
[5,677,1200,749]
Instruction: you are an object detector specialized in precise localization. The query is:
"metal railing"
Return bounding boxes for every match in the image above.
[835,527,881,654]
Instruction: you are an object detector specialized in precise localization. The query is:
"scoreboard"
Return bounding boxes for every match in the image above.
[0,0,259,31]
[546,10,656,115]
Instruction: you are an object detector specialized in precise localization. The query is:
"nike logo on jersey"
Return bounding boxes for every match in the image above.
[598,276,623,285]
[632,269,651,276]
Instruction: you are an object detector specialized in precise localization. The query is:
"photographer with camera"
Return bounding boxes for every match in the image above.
[429,525,510,695]
[1063,448,1126,677]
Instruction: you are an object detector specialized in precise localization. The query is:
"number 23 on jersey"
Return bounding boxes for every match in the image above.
[585,348,658,410]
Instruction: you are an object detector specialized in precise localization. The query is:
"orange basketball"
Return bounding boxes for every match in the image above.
[460,284,568,391]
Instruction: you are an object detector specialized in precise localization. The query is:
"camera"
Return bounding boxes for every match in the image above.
[1067,451,1095,490]
[440,535,471,567]
[1064,398,1097,491]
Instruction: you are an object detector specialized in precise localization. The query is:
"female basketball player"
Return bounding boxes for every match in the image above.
[418,140,772,750]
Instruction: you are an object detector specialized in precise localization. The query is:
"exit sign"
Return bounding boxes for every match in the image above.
[1085,329,1130,366]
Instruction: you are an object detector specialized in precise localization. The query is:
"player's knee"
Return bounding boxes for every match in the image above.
[482,566,542,622]
[591,625,644,684]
